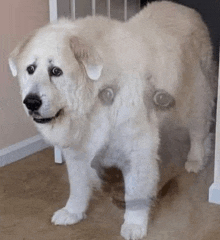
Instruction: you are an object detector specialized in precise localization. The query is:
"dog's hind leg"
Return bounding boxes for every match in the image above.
[120,135,159,240]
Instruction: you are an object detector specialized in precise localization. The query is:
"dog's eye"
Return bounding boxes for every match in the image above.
[153,90,175,109]
[50,67,63,77]
[98,87,115,105]
[27,65,36,75]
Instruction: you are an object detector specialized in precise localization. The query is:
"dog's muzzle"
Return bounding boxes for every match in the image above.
[32,109,62,124]
[23,94,62,124]
[23,94,42,112]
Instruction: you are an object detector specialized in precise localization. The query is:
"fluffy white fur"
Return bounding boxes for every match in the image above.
[9,2,216,240]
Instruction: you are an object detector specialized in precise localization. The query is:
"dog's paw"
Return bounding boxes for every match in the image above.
[120,223,147,240]
[51,208,86,225]
[185,160,203,173]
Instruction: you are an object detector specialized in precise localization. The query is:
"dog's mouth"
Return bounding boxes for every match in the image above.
[33,109,63,124]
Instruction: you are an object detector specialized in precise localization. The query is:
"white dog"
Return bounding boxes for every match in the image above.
[9,2,216,239]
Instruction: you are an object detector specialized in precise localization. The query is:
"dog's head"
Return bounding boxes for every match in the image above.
[8,22,103,126]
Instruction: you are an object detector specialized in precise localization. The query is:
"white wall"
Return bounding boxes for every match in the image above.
[0,0,49,149]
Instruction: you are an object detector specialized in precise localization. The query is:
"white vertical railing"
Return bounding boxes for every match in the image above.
[49,0,58,22]
[92,0,96,16]
[49,0,63,164]
[54,145,63,164]
[107,0,111,18]
[209,51,220,204]
[124,0,127,21]
[67,0,130,21]
[70,0,76,20]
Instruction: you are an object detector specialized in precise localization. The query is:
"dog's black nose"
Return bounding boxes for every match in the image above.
[23,94,42,111]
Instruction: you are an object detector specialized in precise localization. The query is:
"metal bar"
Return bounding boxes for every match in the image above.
[124,0,127,21]
[70,0,76,20]
[49,0,58,22]
[107,0,111,18]
[92,0,96,16]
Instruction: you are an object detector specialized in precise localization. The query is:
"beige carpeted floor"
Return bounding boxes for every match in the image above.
[1,131,220,240]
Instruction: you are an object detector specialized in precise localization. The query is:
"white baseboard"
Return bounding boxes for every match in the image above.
[0,135,51,167]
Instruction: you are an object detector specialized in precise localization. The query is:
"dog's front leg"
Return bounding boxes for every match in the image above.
[120,148,159,240]
[52,148,92,226]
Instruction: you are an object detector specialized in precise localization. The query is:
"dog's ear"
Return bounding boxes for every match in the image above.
[8,48,19,77]
[8,32,35,77]
[70,36,103,80]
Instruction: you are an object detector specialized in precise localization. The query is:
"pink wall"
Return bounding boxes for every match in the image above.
[0,0,49,149]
